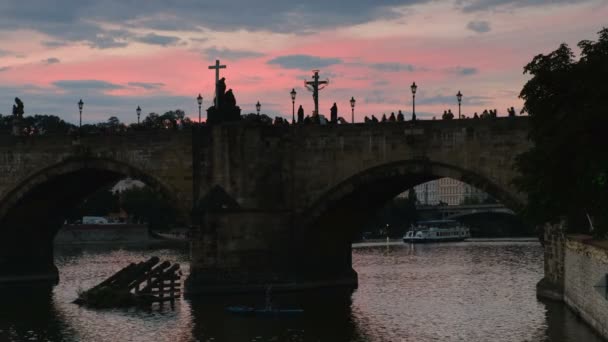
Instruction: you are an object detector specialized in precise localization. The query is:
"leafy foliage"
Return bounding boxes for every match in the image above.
[516,28,608,237]
[120,186,177,230]
[365,193,418,238]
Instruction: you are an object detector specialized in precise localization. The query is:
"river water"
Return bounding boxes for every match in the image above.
[0,241,604,342]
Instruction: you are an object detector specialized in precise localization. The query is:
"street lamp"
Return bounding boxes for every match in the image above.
[136,105,141,124]
[256,101,261,116]
[350,96,356,123]
[197,94,203,124]
[410,82,417,118]
[77,99,84,132]
[456,91,463,119]
[290,88,297,124]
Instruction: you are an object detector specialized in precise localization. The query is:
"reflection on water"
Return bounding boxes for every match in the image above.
[0,242,604,342]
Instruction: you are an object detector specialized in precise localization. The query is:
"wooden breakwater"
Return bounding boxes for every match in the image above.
[75,256,181,308]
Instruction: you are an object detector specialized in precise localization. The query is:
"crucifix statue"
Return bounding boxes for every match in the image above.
[304,70,329,116]
[208,59,227,108]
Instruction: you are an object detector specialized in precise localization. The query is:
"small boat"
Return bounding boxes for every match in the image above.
[403,220,470,243]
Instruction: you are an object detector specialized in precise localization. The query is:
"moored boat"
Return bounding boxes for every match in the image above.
[403,220,470,243]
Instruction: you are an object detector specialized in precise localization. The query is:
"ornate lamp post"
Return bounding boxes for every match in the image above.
[77,99,84,133]
[290,88,297,124]
[410,82,417,118]
[197,94,203,124]
[456,91,463,119]
[350,96,356,123]
[256,101,261,116]
[136,105,141,124]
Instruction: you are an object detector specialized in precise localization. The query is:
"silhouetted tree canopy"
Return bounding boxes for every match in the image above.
[120,186,177,230]
[65,185,120,222]
[515,28,608,238]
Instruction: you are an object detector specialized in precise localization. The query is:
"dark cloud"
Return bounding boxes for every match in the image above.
[86,30,131,49]
[204,47,264,60]
[0,0,434,47]
[373,80,391,86]
[190,37,209,43]
[53,80,124,91]
[41,40,69,48]
[0,66,10,72]
[364,90,403,105]
[268,55,342,70]
[459,0,590,12]
[42,57,60,64]
[369,62,417,72]
[0,49,9,57]
[128,82,165,90]
[466,20,491,33]
[134,33,181,46]
[447,66,478,75]
[0,0,596,51]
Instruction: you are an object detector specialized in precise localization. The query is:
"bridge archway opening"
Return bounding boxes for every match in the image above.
[0,158,187,283]
[297,160,526,278]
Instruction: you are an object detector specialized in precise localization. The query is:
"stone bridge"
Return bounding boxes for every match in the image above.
[417,204,516,220]
[0,117,531,293]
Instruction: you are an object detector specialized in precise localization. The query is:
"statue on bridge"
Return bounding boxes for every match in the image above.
[330,103,338,123]
[207,78,241,124]
[11,97,24,136]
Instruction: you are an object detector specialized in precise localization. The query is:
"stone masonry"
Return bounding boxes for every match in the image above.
[0,117,531,292]
[564,237,608,339]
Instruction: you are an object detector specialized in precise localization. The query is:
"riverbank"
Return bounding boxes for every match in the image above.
[353,237,538,246]
[540,223,608,340]
[55,224,149,245]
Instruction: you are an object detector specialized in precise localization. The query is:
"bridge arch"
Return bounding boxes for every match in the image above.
[302,159,524,228]
[293,159,526,282]
[0,157,188,283]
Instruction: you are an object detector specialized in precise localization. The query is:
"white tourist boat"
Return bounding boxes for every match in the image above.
[403,220,470,243]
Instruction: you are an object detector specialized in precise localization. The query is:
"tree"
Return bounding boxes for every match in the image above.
[516,28,608,238]
[120,186,177,229]
[0,114,12,131]
[65,186,120,222]
[461,196,481,205]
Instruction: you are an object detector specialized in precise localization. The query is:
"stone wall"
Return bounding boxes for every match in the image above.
[54,224,149,244]
[564,236,608,339]
[538,221,566,300]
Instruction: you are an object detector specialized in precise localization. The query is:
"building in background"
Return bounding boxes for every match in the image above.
[413,181,439,205]
[412,178,489,205]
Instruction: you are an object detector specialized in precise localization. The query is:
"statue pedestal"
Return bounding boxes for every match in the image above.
[207,106,241,124]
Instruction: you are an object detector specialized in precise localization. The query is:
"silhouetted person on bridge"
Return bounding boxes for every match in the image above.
[508,107,516,117]
[297,105,304,123]
[389,112,396,122]
[397,110,404,122]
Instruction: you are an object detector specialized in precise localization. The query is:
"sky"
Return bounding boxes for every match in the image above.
[0,0,606,124]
